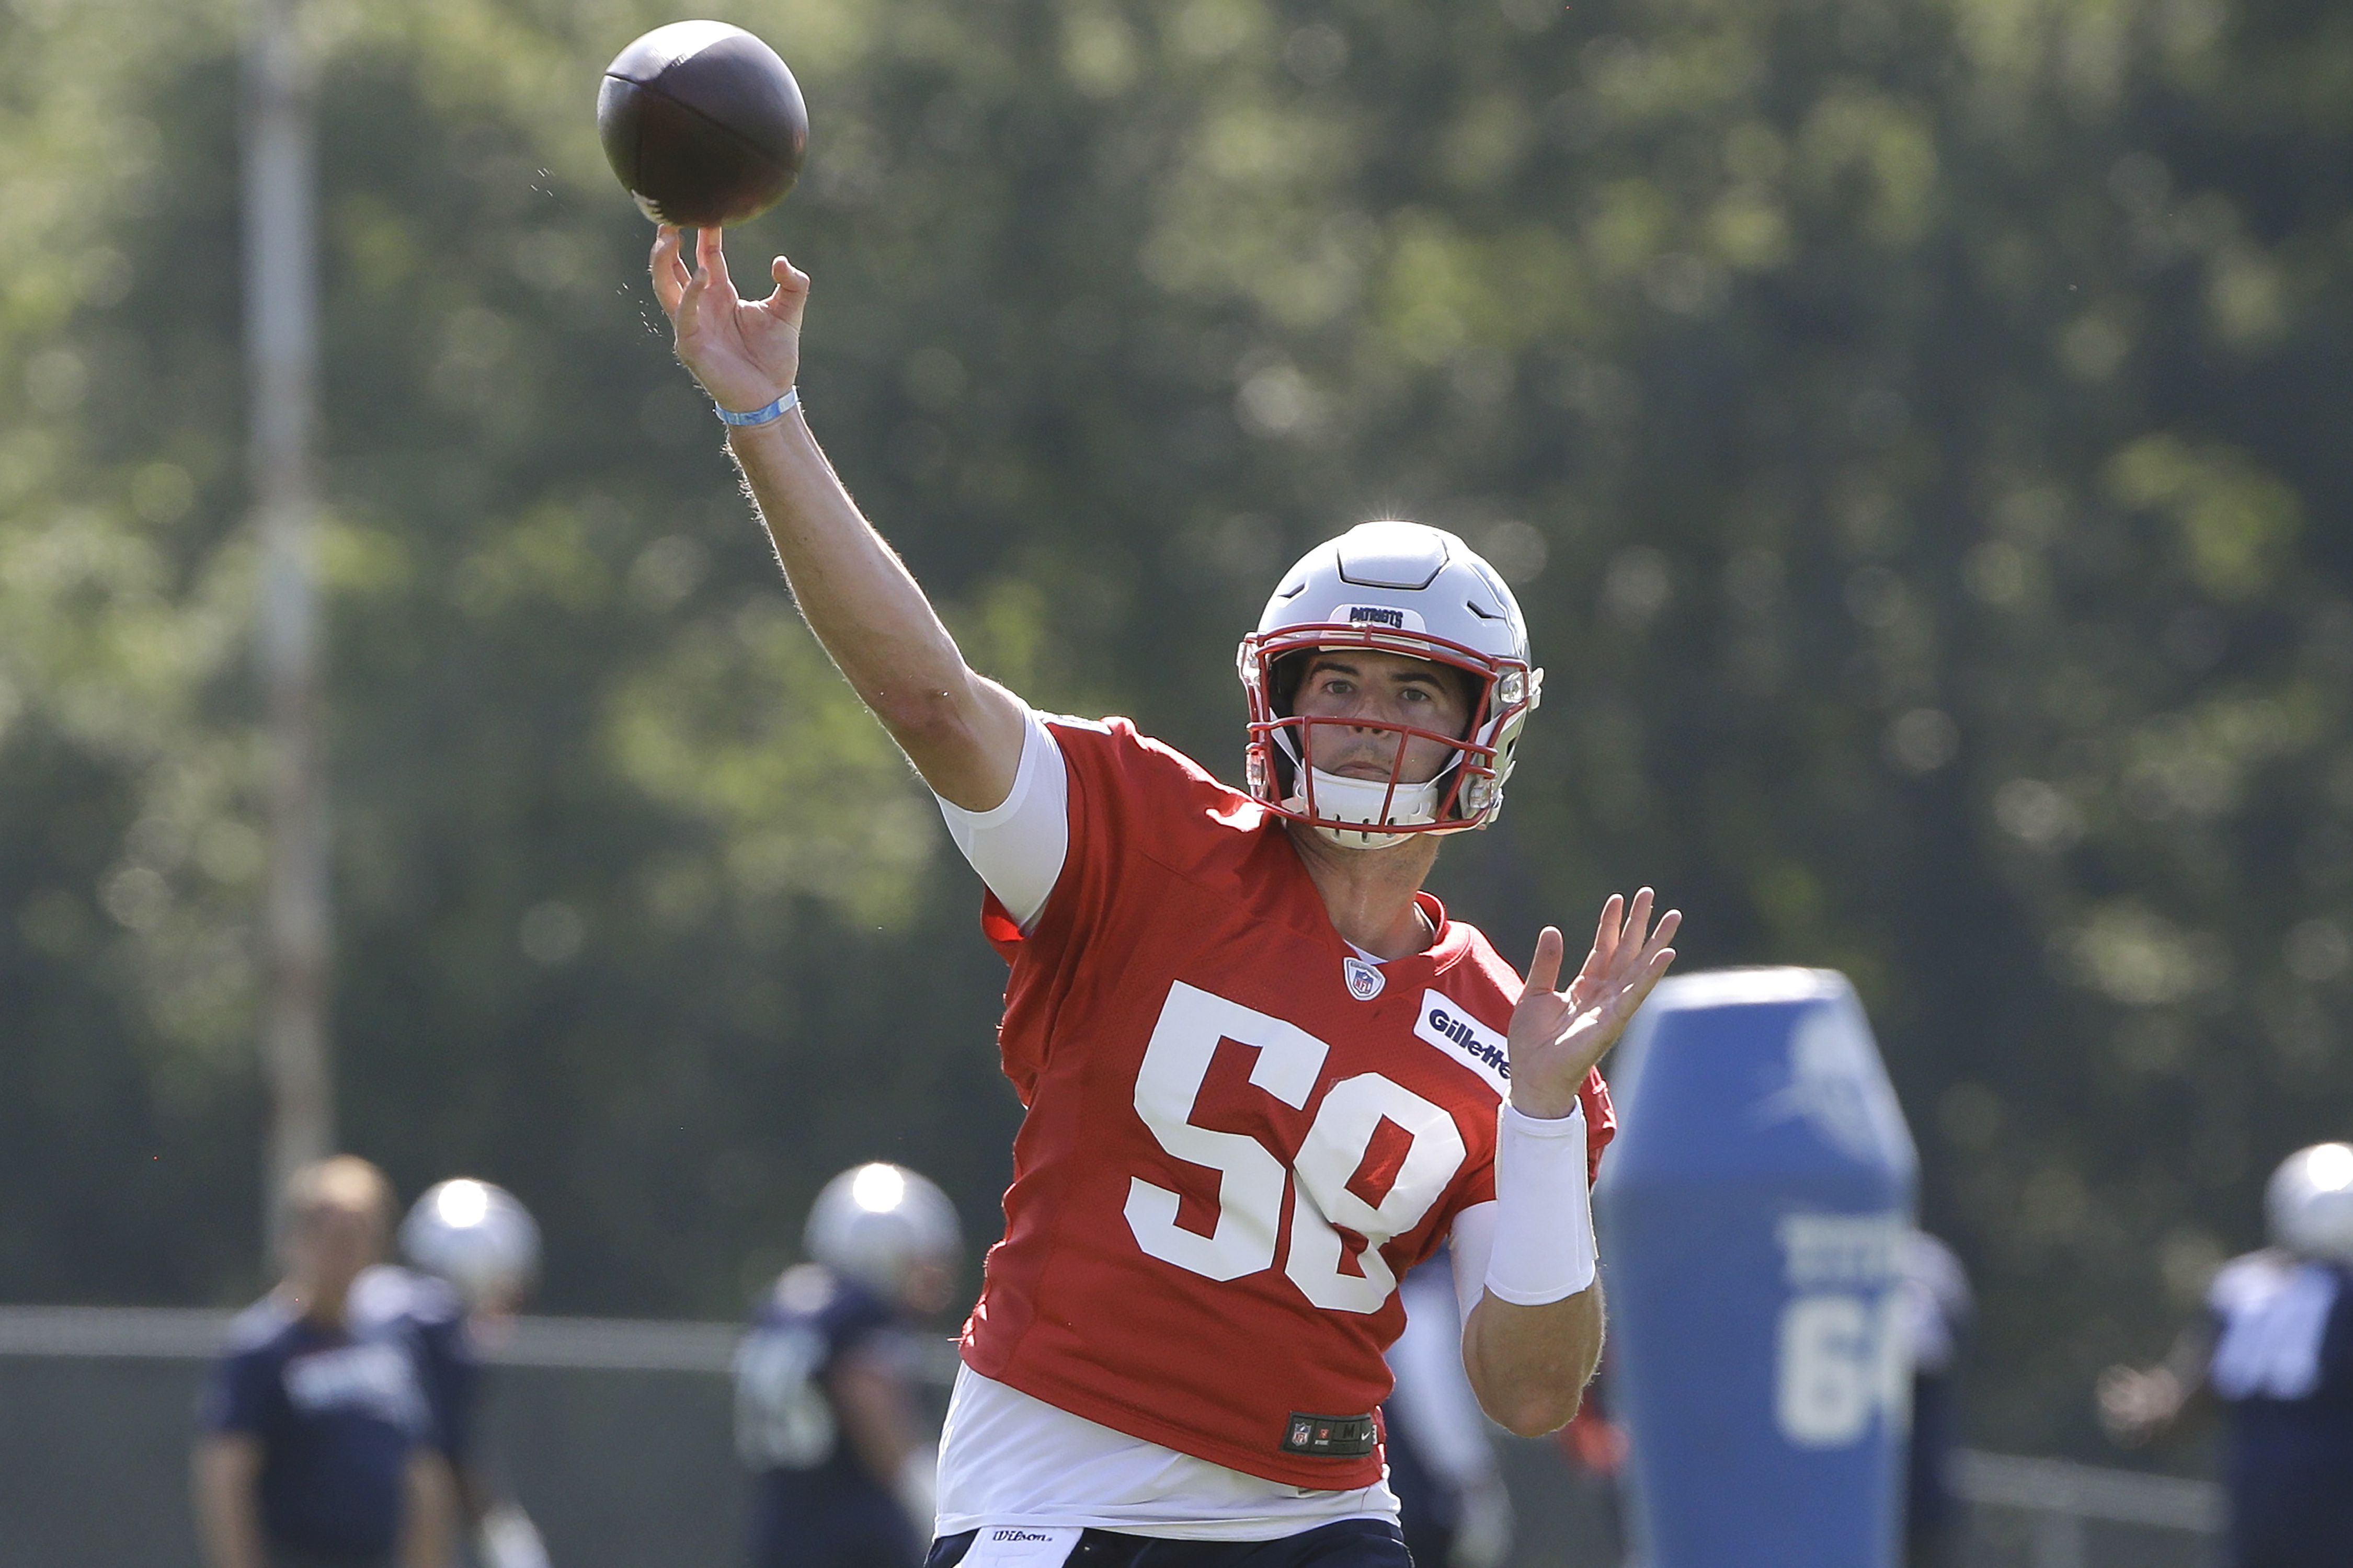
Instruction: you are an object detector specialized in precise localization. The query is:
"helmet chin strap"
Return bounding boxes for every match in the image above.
[1285,767,1443,851]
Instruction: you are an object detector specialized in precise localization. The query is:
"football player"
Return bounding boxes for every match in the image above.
[353,1179,549,1568]
[1384,1253,1513,1568]
[736,1162,964,1568]
[2098,1143,2353,1567]
[194,1156,453,1568]
[1899,1230,1971,1568]
[648,225,1678,1568]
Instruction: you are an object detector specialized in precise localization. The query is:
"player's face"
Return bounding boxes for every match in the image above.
[285,1199,386,1299]
[1292,650,1472,785]
[903,1256,958,1317]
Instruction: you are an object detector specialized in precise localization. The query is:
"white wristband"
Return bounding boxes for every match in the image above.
[1483,1101,1598,1305]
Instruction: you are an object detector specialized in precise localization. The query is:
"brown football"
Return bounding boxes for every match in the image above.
[597,21,808,227]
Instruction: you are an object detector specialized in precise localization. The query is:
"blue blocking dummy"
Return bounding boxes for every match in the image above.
[1595,969,1918,1568]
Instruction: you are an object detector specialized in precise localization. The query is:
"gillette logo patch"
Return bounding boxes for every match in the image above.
[1415,991,1510,1093]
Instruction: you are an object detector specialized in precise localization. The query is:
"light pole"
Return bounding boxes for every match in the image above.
[243,0,333,1221]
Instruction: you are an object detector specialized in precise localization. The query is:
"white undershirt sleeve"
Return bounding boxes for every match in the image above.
[1449,1201,1499,1321]
[933,706,1070,934]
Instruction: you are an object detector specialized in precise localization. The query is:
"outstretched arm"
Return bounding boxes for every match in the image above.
[2097,1321,2217,1447]
[1460,891,1678,1435]
[191,1435,267,1568]
[829,1349,923,1494]
[648,225,1025,810]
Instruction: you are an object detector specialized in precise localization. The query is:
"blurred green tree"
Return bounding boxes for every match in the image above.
[1,0,2348,1455]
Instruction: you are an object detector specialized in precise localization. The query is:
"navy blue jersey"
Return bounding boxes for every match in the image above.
[736,1265,920,1568]
[2206,1252,2353,1568]
[352,1264,482,1466]
[198,1296,433,1558]
[734,1264,905,1478]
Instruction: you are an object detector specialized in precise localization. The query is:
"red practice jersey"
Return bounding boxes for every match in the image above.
[959,717,1615,1489]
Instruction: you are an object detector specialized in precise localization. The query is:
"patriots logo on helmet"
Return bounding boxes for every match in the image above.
[1343,956,1384,1001]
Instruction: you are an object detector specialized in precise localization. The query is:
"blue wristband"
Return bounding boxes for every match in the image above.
[713,386,801,427]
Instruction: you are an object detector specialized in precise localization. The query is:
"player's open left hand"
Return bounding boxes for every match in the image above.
[649,224,808,417]
[1507,890,1679,1119]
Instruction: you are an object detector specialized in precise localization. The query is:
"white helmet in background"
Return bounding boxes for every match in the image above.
[2267,1143,2353,1265]
[401,1178,542,1310]
[1238,520,1540,850]
[805,1163,962,1301]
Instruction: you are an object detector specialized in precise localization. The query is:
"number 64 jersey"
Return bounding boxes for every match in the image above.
[959,716,1614,1490]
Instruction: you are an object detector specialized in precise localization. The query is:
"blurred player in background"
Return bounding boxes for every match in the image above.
[1384,1255,1512,1568]
[649,224,1675,1567]
[2098,1142,2353,1568]
[1900,1230,1972,1568]
[193,1155,452,1568]
[355,1178,547,1568]
[735,1162,963,1568]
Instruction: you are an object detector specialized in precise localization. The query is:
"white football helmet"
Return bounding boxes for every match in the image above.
[400,1178,541,1310]
[805,1163,962,1302]
[1238,520,1540,849]
[2266,1143,2353,1264]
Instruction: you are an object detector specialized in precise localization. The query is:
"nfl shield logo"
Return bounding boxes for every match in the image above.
[1343,957,1385,1002]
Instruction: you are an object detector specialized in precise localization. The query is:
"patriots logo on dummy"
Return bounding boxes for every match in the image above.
[1343,956,1384,1001]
